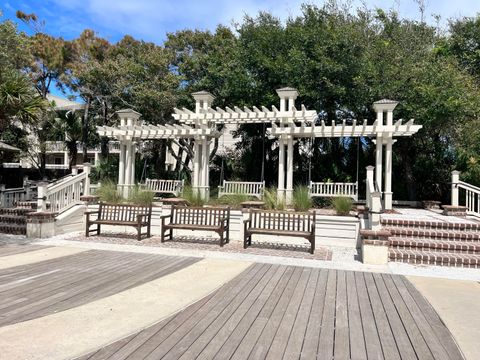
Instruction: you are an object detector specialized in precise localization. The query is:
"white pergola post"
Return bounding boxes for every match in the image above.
[276,87,298,205]
[277,136,285,201]
[373,99,398,210]
[452,170,460,206]
[192,91,215,200]
[115,109,141,197]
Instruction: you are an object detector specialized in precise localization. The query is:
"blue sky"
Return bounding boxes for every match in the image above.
[2,0,480,44]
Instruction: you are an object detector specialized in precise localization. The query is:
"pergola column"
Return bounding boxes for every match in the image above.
[277,136,285,201]
[115,109,141,197]
[373,99,399,211]
[192,91,215,200]
[276,87,298,205]
[286,135,294,204]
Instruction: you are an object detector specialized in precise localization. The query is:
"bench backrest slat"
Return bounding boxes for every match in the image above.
[98,203,152,222]
[249,209,315,232]
[170,206,229,226]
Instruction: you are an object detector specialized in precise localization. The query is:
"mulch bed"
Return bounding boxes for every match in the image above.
[70,232,332,261]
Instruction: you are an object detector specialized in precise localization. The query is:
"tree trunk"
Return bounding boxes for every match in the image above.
[100,100,109,160]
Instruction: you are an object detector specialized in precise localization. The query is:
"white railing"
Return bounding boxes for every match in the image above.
[218,180,265,199]
[143,179,184,196]
[44,141,121,153]
[38,165,91,213]
[2,162,21,168]
[45,164,69,170]
[0,184,36,208]
[452,171,480,217]
[309,181,358,200]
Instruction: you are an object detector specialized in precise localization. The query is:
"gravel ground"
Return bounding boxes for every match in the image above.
[67,231,333,261]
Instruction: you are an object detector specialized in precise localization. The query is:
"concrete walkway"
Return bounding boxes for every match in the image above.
[0,246,88,269]
[408,276,480,360]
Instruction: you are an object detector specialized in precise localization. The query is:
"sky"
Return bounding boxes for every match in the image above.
[2,0,480,44]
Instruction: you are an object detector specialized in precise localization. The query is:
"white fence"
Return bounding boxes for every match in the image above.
[218,181,265,199]
[38,165,91,213]
[143,179,184,196]
[0,184,36,208]
[452,171,480,217]
[309,181,358,200]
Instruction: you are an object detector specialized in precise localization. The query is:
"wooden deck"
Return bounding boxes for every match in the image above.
[80,264,464,360]
[0,247,199,327]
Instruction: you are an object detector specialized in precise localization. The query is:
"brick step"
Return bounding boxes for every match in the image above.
[0,215,27,225]
[0,208,34,216]
[0,223,26,235]
[381,218,480,232]
[16,201,37,210]
[389,248,480,268]
[389,237,480,254]
[385,227,480,242]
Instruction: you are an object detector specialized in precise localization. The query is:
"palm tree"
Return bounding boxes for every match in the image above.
[0,69,46,131]
[51,110,83,168]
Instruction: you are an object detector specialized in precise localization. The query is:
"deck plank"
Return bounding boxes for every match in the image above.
[372,273,419,359]
[0,244,50,257]
[334,270,350,360]
[345,270,367,360]
[354,271,384,360]
[228,266,295,360]
[317,269,337,360]
[265,267,311,359]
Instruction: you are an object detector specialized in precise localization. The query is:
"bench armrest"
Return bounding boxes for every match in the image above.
[136,214,150,222]
[243,219,251,225]
[160,214,171,219]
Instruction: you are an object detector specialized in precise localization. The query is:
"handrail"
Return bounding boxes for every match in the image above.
[458,180,480,193]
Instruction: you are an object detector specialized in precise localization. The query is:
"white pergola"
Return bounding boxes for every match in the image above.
[97,88,422,209]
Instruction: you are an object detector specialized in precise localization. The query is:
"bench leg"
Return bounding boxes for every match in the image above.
[169,229,173,240]
[97,224,101,235]
[310,236,315,254]
[85,223,90,238]
[243,233,249,249]
[137,225,142,241]
[161,227,165,243]
[225,228,230,243]
[147,224,151,238]
[219,231,224,247]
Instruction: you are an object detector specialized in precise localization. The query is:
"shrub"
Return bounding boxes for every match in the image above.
[216,193,251,207]
[96,181,123,204]
[182,185,206,206]
[264,187,285,210]
[292,186,313,211]
[331,197,353,215]
[128,185,155,206]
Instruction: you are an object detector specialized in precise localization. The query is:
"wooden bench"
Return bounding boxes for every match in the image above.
[143,179,184,196]
[160,206,230,246]
[309,181,358,200]
[218,180,264,199]
[243,209,316,254]
[85,203,152,241]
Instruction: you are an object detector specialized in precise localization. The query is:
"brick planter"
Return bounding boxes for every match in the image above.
[442,205,467,217]
[422,200,441,210]
[26,211,57,238]
[360,229,390,265]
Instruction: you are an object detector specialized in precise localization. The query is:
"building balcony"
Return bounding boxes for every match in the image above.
[44,141,121,154]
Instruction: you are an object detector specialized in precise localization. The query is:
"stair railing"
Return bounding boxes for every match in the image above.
[452,170,480,217]
[37,164,91,213]
[0,177,37,208]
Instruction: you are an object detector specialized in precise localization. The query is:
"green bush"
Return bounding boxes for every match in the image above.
[216,193,251,207]
[96,181,123,204]
[128,185,155,206]
[292,186,313,211]
[264,187,285,210]
[182,185,206,206]
[331,197,353,215]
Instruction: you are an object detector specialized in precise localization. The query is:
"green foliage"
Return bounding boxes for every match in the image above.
[215,193,251,207]
[292,186,313,211]
[127,185,155,206]
[182,185,206,206]
[90,157,118,183]
[96,181,123,204]
[331,197,353,216]
[263,187,285,210]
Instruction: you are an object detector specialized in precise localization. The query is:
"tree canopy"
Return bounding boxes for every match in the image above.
[1,3,480,201]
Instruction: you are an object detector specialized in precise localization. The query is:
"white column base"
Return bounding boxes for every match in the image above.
[285,188,293,205]
[384,191,393,210]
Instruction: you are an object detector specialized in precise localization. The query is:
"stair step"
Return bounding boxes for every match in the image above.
[0,223,26,235]
[0,208,34,216]
[389,248,480,268]
[381,218,480,232]
[385,227,480,241]
[390,237,480,254]
[0,215,26,225]
[16,201,37,209]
